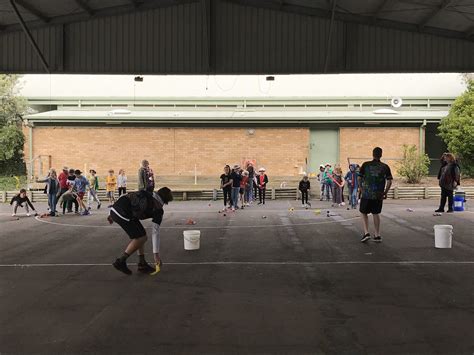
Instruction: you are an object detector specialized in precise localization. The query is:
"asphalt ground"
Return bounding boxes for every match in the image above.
[1,199,473,354]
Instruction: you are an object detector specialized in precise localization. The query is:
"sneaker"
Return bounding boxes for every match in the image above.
[360,233,371,243]
[11,213,16,217]
[137,262,155,274]
[231,207,235,211]
[446,209,454,213]
[81,210,90,216]
[26,213,31,217]
[113,259,132,275]
[435,209,444,213]
[373,236,383,243]
[97,203,101,209]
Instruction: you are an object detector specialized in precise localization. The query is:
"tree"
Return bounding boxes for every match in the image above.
[438,79,474,176]
[397,145,430,184]
[0,74,28,175]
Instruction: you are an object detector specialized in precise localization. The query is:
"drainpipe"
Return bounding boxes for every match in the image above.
[419,119,427,153]
[29,125,33,178]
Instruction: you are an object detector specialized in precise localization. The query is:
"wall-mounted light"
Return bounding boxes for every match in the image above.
[247,128,255,136]
[134,76,144,82]
[266,76,275,81]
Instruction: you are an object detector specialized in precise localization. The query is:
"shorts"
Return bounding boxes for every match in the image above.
[359,198,383,215]
[239,187,244,194]
[106,191,114,198]
[110,209,145,239]
[77,192,85,200]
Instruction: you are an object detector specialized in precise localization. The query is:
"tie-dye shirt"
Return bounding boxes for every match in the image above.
[359,159,393,200]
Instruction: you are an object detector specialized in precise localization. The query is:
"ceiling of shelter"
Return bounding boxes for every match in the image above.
[0,0,473,40]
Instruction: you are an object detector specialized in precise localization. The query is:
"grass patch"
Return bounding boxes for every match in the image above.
[0,176,28,191]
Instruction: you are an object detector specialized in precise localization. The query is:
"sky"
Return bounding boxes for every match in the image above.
[19,73,467,98]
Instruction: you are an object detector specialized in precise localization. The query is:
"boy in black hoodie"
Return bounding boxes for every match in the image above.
[10,189,38,217]
[299,175,311,208]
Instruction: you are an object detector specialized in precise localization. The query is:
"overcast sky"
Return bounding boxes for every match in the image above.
[19,73,467,98]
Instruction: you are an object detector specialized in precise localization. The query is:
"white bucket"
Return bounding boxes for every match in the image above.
[434,225,453,248]
[183,230,200,250]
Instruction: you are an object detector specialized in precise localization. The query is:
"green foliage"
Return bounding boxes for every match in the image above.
[438,80,474,176]
[0,175,27,191]
[0,74,28,175]
[397,145,430,184]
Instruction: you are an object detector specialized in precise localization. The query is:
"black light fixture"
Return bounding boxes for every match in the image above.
[134,76,144,82]
[266,76,275,81]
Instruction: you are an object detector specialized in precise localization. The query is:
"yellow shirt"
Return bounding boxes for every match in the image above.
[106,175,117,192]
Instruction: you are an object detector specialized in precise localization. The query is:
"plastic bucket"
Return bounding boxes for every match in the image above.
[434,225,453,248]
[183,230,200,250]
[453,193,465,212]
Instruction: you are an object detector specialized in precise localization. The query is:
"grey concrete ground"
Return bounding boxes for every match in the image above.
[1,199,473,354]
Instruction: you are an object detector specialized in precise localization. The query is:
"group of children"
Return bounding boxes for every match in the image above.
[10,167,129,217]
[314,163,360,209]
[220,163,269,211]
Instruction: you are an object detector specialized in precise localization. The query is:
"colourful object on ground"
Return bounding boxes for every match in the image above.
[150,263,161,276]
[185,219,196,225]
[314,209,321,215]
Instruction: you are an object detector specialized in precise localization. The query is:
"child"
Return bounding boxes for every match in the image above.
[331,167,344,207]
[36,169,60,216]
[118,169,128,196]
[220,165,233,210]
[323,164,333,201]
[58,185,79,215]
[73,170,90,215]
[230,165,242,211]
[257,167,268,205]
[10,189,37,217]
[317,165,325,201]
[87,169,101,210]
[345,164,359,209]
[106,169,117,207]
[66,168,76,213]
[299,175,311,208]
[240,170,249,208]
[108,187,173,275]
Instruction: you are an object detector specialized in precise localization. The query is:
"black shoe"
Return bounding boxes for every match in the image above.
[446,209,454,213]
[373,236,383,243]
[360,233,371,243]
[435,209,444,213]
[97,203,101,209]
[113,258,132,275]
[137,262,155,274]
[258,202,262,205]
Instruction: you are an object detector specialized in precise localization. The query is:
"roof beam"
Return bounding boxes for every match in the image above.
[74,0,95,16]
[466,25,474,39]
[130,0,145,7]
[372,0,394,21]
[14,0,50,23]
[227,0,473,42]
[418,0,453,28]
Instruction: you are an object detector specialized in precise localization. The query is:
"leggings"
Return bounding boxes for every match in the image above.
[118,187,127,196]
[258,188,266,204]
[439,187,454,211]
[300,190,308,204]
[223,188,232,207]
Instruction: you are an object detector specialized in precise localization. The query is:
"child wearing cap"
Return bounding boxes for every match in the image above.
[257,167,269,205]
[87,169,101,210]
[106,169,117,207]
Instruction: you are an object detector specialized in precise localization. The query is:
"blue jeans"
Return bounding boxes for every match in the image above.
[348,186,358,208]
[324,182,333,200]
[231,187,240,208]
[48,193,58,214]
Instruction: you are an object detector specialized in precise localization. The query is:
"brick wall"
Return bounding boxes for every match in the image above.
[28,126,309,178]
[339,127,420,174]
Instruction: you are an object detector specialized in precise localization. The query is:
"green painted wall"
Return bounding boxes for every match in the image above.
[308,129,339,174]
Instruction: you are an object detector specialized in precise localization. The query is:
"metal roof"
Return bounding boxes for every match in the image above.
[1,0,473,74]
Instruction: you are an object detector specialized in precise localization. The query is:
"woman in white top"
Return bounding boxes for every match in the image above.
[117,169,128,196]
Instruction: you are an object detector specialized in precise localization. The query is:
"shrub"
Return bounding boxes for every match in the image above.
[397,145,430,184]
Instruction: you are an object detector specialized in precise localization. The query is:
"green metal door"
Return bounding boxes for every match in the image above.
[308,129,339,174]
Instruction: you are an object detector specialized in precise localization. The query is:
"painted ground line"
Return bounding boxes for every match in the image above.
[2,261,474,268]
[33,216,360,230]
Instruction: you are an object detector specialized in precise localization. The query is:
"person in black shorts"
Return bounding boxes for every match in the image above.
[108,187,173,275]
[358,147,393,243]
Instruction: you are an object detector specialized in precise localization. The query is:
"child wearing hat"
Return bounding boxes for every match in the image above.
[257,167,269,205]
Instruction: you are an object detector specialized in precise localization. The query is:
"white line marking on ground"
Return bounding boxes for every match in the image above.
[33,216,360,230]
[1,261,474,268]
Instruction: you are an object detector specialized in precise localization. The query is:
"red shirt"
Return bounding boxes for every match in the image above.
[58,172,69,189]
[240,176,249,188]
